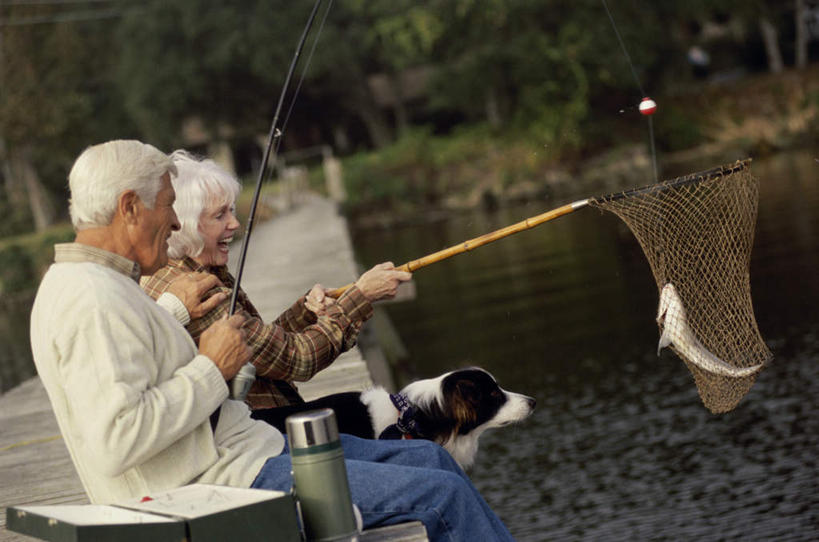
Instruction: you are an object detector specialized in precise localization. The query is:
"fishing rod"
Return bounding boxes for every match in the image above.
[326,160,750,298]
[229,0,327,316]
[227,0,329,400]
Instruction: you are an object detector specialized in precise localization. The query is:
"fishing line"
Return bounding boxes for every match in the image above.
[600,0,659,183]
[600,0,645,95]
[270,0,334,163]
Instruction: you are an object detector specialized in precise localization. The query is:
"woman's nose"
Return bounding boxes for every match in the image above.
[228,211,240,230]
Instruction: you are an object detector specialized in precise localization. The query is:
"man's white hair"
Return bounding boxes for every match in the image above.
[167,150,241,259]
[68,140,177,231]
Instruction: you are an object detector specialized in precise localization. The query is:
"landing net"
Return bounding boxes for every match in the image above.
[589,160,772,413]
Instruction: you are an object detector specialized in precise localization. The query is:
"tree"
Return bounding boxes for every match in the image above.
[795,0,808,69]
[0,3,133,234]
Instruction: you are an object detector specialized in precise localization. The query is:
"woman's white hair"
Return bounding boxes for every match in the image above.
[167,150,241,259]
[68,140,177,231]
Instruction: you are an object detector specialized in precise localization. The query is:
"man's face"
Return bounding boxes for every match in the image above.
[134,173,180,275]
[194,195,240,268]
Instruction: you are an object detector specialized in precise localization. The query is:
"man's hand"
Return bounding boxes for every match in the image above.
[167,272,227,319]
[199,313,252,381]
[305,284,336,315]
[354,262,412,302]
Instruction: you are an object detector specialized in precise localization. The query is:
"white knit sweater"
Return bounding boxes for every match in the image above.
[30,245,284,504]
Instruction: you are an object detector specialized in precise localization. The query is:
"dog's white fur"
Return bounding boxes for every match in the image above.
[360,369,535,469]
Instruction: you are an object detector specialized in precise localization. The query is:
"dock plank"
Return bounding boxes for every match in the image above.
[0,379,86,541]
[1,194,392,541]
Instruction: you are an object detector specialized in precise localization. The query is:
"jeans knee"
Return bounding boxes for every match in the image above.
[416,440,461,471]
[429,470,472,501]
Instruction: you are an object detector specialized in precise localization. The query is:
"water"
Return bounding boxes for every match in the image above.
[351,151,819,541]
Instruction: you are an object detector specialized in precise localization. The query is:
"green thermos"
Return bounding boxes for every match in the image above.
[286,409,359,541]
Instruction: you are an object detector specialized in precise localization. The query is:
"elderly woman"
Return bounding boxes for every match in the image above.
[141,150,411,435]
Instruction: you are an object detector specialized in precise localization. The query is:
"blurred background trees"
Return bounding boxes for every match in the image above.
[0,0,816,237]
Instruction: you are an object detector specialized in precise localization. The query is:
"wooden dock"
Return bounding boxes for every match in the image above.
[0,194,409,541]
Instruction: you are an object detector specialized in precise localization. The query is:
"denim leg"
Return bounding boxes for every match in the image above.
[251,435,514,541]
[338,434,513,540]
[343,457,514,541]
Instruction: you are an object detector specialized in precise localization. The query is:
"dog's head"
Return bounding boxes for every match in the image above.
[401,368,535,467]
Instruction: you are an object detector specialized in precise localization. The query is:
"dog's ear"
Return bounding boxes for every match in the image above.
[451,380,481,434]
[454,379,483,406]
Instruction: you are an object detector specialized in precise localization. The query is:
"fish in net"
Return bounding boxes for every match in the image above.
[589,159,772,413]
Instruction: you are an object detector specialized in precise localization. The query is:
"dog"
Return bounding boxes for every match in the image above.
[253,367,536,469]
[359,367,536,469]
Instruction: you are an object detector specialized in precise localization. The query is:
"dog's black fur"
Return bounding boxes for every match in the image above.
[251,391,375,437]
[251,368,535,468]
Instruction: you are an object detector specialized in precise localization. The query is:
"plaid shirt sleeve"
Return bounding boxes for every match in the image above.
[274,295,318,332]
[141,261,374,385]
[194,285,372,383]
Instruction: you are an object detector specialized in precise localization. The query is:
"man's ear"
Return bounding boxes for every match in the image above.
[117,190,141,225]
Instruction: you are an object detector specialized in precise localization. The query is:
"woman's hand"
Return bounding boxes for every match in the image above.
[354,262,412,302]
[305,284,335,315]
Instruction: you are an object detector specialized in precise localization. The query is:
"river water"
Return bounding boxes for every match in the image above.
[351,151,818,541]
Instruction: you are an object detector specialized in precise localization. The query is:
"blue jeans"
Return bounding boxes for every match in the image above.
[251,434,514,541]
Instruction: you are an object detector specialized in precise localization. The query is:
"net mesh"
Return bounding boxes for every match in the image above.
[589,159,772,413]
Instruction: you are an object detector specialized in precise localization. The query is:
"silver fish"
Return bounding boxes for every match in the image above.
[656,283,762,378]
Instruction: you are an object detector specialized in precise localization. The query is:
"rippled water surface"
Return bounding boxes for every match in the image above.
[352,151,819,541]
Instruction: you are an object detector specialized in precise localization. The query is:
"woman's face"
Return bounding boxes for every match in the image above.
[193,194,240,268]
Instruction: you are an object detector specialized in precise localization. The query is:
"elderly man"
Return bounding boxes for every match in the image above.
[30,140,515,541]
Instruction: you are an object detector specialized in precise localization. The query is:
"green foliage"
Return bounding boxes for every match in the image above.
[0,225,74,295]
[0,2,138,230]
[340,125,559,218]
[0,197,34,238]
[116,0,289,146]
[653,105,706,151]
[342,129,430,212]
[0,0,809,238]
[0,245,35,294]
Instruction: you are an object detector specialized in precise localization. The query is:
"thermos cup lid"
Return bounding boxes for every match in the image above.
[286,408,340,450]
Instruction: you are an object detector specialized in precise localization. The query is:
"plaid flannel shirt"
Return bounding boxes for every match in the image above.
[141,257,373,409]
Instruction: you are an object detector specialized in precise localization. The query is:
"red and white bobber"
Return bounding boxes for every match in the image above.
[639,97,657,116]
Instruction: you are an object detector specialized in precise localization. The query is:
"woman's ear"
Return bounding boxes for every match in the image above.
[117,190,141,225]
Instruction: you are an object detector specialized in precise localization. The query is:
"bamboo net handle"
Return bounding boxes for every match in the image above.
[327,198,590,298]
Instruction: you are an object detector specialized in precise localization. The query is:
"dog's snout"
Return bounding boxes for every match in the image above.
[525,396,536,410]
